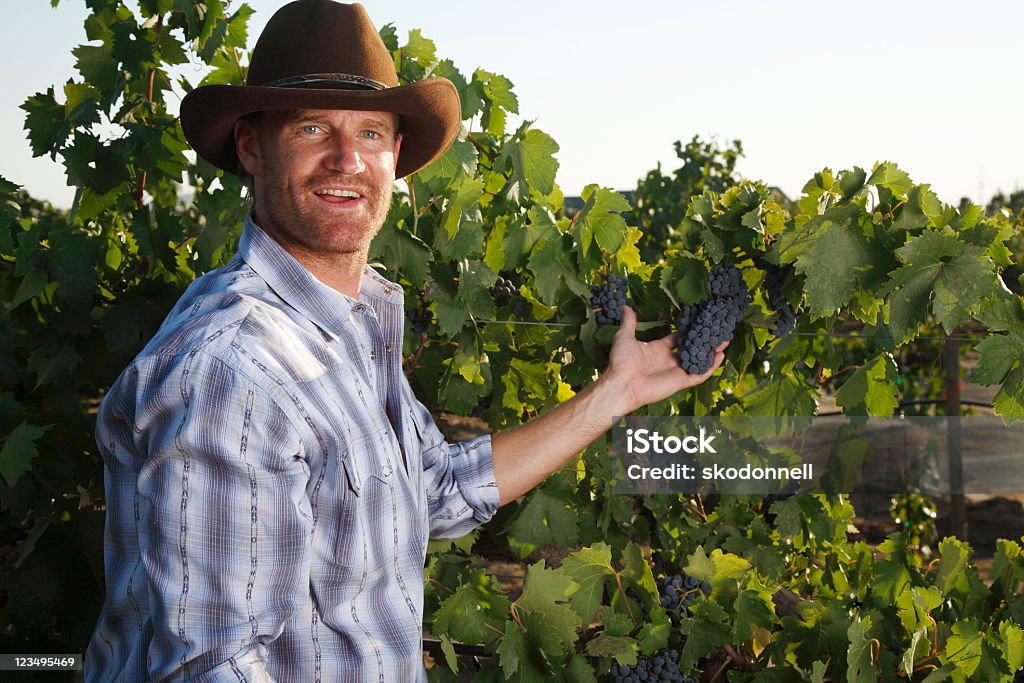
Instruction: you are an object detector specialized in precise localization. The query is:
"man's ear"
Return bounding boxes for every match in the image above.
[234,117,263,176]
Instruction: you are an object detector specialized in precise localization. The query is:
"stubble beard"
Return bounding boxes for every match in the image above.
[254,173,393,261]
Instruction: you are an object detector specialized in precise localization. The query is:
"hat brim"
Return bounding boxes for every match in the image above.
[180,77,461,179]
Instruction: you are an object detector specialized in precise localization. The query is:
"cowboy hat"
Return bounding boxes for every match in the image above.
[180,0,461,179]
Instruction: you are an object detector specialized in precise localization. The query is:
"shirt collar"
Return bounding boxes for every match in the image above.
[237,216,403,340]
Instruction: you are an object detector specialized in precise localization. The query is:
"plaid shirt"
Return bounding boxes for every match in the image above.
[86,218,499,682]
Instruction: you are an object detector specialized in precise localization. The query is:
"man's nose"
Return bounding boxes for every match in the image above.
[325,136,365,175]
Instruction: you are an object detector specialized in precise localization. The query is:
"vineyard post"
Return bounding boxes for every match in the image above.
[944,334,967,539]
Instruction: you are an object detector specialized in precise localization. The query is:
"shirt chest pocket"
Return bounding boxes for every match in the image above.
[331,428,398,572]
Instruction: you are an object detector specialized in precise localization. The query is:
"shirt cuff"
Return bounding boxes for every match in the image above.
[448,433,501,528]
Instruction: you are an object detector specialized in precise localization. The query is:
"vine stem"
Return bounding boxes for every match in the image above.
[708,656,730,682]
[508,603,526,632]
[693,494,708,522]
[466,132,494,162]
[612,573,635,623]
[722,644,749,667]
[427,577,453,594]
[403,331,428,375]
[135,14,164,209]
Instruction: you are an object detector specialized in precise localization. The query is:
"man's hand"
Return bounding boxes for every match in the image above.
[602,306,727,416]
[490,305,726,504]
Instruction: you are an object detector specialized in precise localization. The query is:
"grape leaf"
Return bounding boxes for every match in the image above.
[507,490,579,558]
[887,227,993,341]
[528,238,572,306]
[497,126,559,202]
[1000,620,1024,675]
[496,615,563,680]
[636,607,671,654]
[22,87,66,158]
[994,366,1024,425]
[583,634,637,664]
[417,134,477,189]
[742,375,817,436]
[973,334,1024,386]
[892,185,943,232]
[403,28,437,63]
[620,542,658,598]
[512,562,580,660]
[793,218,877,318]
[896,586,942,631]
[439,177,483,239]
[8,269,47,310]
[733,582,777,642]
[933,537,971,595]
[433,569,509,647]
[0,422,50,487]
[561,543,615,624]
[439,634,457,674]
[684,546,750,587]
[868,162,914,196]
[564,655,597,683]
[846,615,876,683]
[989,540,1024,595]
[678,599,731,671]
[573,185,630,256]
[871,554,912,608]
[834,353,899,417]
[941,620,983,677]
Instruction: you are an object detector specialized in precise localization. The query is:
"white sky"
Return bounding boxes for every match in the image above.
[2,0,1021,209]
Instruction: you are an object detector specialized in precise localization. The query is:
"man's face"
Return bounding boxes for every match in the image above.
[235,108,402,259]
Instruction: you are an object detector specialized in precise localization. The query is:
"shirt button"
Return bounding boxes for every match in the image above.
[382,465,392,477]
[385,344,393,354]
[353,303,366,313]
[370,350,377,360]
[383,285,394,295]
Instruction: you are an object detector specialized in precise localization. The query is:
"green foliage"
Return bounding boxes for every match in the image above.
[8,1,1024,680]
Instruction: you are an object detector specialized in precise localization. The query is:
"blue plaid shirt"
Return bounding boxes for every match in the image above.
[86,218,499,682]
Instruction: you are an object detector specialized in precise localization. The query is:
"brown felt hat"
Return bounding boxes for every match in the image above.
[180,0,461,179]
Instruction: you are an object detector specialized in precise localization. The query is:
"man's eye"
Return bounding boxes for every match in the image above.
[363,130,380,139]
[302,125,321,134]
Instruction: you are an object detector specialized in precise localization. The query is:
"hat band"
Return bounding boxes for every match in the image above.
[257,72,387,91]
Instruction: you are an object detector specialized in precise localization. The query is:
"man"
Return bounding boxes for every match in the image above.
[85,1,725,681]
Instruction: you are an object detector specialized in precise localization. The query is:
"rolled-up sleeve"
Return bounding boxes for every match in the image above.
[410,397,500,539]
[100,351,311,682]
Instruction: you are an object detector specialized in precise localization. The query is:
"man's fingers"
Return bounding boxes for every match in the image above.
[615,305,637,340]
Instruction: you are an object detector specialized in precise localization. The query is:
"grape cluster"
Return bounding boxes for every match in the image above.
[763,264,797,337]
[1014,668,1024,683]
[657,573,711,625]
[675,263,751,374]
[590,273,633,325]
[609,648,693,683]
[489,276,531,316]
